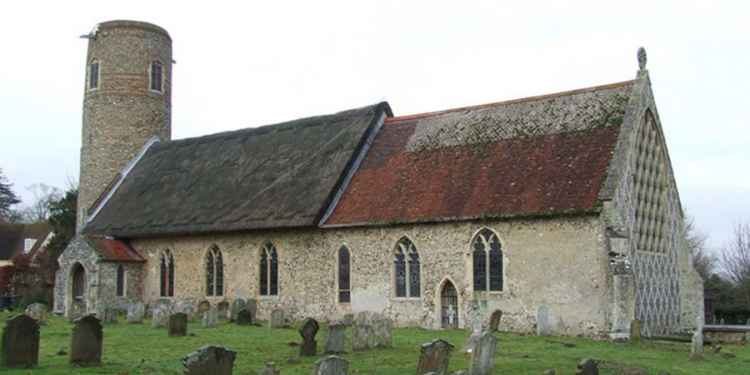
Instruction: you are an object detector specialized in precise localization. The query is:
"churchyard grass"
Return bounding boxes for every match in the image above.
[1,311,748,374]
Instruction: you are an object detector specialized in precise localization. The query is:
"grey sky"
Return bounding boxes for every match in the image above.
[1,1,747,251]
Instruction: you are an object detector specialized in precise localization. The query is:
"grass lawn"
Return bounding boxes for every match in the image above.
[1,312,748,374]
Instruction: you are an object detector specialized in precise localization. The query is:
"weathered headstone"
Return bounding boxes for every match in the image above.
[299,318,320,356]
[217,301,230,320]
[258,361,280,375]
[324,321,347,354]
[169,312,188,337]
[2,314,39,367]
[469,332,497,375]
[246,298,258,319]
[313,355,349,375]
[488,310,502,332]
[101,307,119,324]
[152,305,171,328]
[127,302,145,324]
[230,299,246,322]
[70,314,103,366]
[464,301,483,353]
[202,307,219,328]
[575,358,599,375]
[269,309,286,328]
[197,300,211,315]
[630,319,641,342]
[352,311,392,351]
[182,345,236,375]
[417,339,454,375]
[536,305,551,336]
[174,300,196,320]
[24,303,48,325]
[236,309,254,325]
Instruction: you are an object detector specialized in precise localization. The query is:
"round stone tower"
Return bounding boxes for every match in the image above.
[78,20,172,229]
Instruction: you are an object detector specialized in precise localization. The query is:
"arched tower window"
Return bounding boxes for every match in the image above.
[72,263,85,300]
[338,246,351,303]
[89,59,100,90]
[259,243,278,296]
[472,228,503,291]
[149,61,163,93]
[160,249,175,297]
[116,265,126,297]
[394,237,420,298]
[205,245,224,297]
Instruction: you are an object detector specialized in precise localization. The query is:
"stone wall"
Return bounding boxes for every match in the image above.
[132,215,611,336]
[96,262,144,312]
[54,236,101,316]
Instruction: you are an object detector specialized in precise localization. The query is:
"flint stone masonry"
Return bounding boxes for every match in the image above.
[324,321,347,354]
[70,315,103,366]
[313,355,349,375]
[169,313,188,336]
[2,315,40,368]
[417,339,454,375]
[183,345,236,375]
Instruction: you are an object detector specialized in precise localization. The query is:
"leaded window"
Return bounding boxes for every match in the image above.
[160,249,175,297]
[472,228,503,292]
[206,245,224,297]
[260,243,278,296]
[394,237,420,298]
[89,60,99,90]
[116,265,125,297]
[338,246,351,303]
[150,61,163,92]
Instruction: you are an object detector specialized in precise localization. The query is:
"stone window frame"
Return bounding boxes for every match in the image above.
[205,245,224,297]
[159,249,175,298]
[148,60,164,94]
[470,227,505,293]
[71,262,86,301]
[88,58,100,91]
[259,242,279,298]
[337,245,352,304]
[116,264,126,297]
[392,236,422,300]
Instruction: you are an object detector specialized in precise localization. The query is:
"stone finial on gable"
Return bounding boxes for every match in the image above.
[637,47,647,71]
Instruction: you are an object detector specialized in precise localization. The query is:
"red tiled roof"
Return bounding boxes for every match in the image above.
[88,237,145,262]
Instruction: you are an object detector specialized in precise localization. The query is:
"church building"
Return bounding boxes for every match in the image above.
[54,20,704,338]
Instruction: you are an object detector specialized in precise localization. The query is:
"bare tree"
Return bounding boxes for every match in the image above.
[720,222,750,305]
[684,215,714,280]
[20,183,62,223]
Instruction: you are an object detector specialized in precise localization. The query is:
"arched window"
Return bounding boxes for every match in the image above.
[72,263,85,300]
[472,228,503,291]
[150,61,163,92]
[338,246,351,303]
[206,245,224,297]
[394,237,420,298]
[160,249,175,297]
[89,59,99,90]
[116,265,126,297]
[259,243,278,296]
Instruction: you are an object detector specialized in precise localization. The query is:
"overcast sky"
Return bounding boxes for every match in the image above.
[1,1,747,251]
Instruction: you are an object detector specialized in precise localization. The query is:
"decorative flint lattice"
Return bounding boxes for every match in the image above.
[630,114,681,336]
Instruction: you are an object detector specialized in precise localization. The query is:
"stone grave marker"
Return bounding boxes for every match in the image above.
[372,314,393,348]
[258,361,280,375]
[217,300,230,320]
[230,299,246,322]
[2,314,40,367]
[630,319,641,342]
[469,332,497,375]
[299,318,320,356]
[416,339,454,375]
[236,308,254,325]
[463,301,483,353]
[24,303,48,325]
[352,311,391,351]
[536,305,551,336]
[269,309,286,328]
[169,312,188,337]
[324,321,347,354]
[152,304,171,328]
[101,307,119,324]
[197,300,211,315]
[488,310,502,332]
[246,298,258,319]
[575,358,599,375]
[127,302,145,324]
[183,345,236,375]
[70,314,103,366]
[174,300,196,320]
[202,307,219,328]
[690,329,704,360]
[313,355,349,375]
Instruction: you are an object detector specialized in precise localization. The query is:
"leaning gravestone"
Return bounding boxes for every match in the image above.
[152,304,171,328]
[197,300,211,315]
[25,303,48,325]
[488,310,502,332]
[202,307,219,328]
[230,299,246,322]
[269,309,286,328]
[2,314,40,367]
[469,332,497,375]
[127,302,145,324]
[183,345,236,375]
[324,321,347,354]
[217,301,230,320]
[70,314,103,366]
[313,355,349,375]
[417,339,454,375]
[575,358,599,375]
[536,305,551,336]
[299,318,320,356]
[169,313,188,337]
[236,309,254,325]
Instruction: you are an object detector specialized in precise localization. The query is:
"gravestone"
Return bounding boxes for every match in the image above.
[313,355,349,375]
[269,309,286,328]
[102,307,119,324]
[342,313,354,326]
[299,318,320,356]
[182,345,236,375]
[372,315,393,348]
[488,310,502,332]
[324,321,347,354]
[236,309,254,325]
[197,300,211,315]
[25,303,48,325]
[352,311,392,351]
[630,319,641,342]
[70,314,103,366]
[258,361,280,375]
[690,315,704,361]
[127,302,145,324]
[469,332,497,375]
[152,305,171,328]
[202,307,219,328]
[536,305,551,336]
[2,314,39,367]
[575,358,599,375]
[169,313,188,337]
[246,298,258,319]
[416,339,454,375]
[174,300,196,320]
[464,301,483,353]
[230,299,246,322]
[217,301,230,320]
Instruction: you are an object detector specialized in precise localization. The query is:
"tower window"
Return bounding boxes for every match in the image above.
[89,60,99,90]
[150,61,163,92]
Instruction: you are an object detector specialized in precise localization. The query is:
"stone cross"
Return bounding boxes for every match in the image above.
[230,299,246,322]
[202,307,218,328]
[536,305,551,336]
[324,321,347,354]
[313,355,349,375]
[299,318,320,356]
[469,332,497,375]
[168,312,188,337]
[236,308,254,325]
[269,309,286,328]
[488,310,502,332]
[182,345,237,375]
[575,358,599,375]
[70,314,103,366]
[2,314,40,368]
[127,302,145,324]
[416,339,454,375]
[24,303,48,325]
